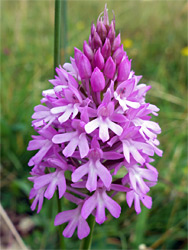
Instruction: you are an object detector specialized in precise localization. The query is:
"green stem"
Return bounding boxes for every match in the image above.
[54,3,65,248]
[79,215,95,250]
[61,0,68,62]
[54,0,61,73]
[56,191,65,249]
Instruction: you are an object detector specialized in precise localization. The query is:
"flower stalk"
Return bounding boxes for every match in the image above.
[54,1,65,249]
[56,191,65,249]
[54,0,61,72]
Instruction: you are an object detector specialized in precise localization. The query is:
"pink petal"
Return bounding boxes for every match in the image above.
[130,146,145,165]
[137,177,150,194]
[32,111,50,119]
[52,132,77,144]
[86,165,98,192]
[44,179,57,199]
[63,220,78,238]
[81,194,97,219]
[126,191,134,208]
[103,192,121,218]
[140,169,158,182]
[27,139,46,150]
[63,137,79,157]
[78,133,89,158]
[140,194,152,209]
[72,163,89,183]
[34,173,53,189]
[57,171,66,198]
[134,194,141,214]
[54,210,73,226]
[77,217,90,239]
[96,202,106,224]
[30,141,52,165]
[96,161,112,188]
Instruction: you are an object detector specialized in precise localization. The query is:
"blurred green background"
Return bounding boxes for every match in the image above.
[1,0,187,249]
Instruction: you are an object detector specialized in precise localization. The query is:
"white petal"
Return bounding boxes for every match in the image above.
[58,108,73,123]
[51,106,67,114]
[99,121,109,142]
[122,140,130,163]
[85,118,99,134]
[126,100,140,109]
[106,118,123,136]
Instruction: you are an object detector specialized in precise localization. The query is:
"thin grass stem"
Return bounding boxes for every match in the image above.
[54,0,61,73]
[54,1,65,249]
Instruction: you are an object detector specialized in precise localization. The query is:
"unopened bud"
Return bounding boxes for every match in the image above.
[91,67,105,92]
[107,21,115,43]
[93,31,102,50]
[83,41,93,61]
[96,20,107,42]
[103,4,109,26]
[93,48,104,70]
[102,38,111,59]
[104,56,116,79]
[113,44,126,65]
[112,34,121,51]
[91,23,96,38]
[117,56,131,82]
[74,48,92,79]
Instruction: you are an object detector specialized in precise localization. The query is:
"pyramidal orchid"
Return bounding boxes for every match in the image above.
[27,5,162,241]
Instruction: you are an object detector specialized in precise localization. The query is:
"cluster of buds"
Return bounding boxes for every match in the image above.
[27,5,162,239]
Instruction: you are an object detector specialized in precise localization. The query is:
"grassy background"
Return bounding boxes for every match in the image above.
[1,0,187,249]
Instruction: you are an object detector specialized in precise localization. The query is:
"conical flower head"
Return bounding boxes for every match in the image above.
[27,5,162,240]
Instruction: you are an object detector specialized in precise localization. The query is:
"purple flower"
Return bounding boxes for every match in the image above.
[72,138,112,192]
[126,189,152,214]
[29,187,46,213]
[81,188,121,224]
[55,203,90,239]
[85,90,123,142]
[52,120,89,158]
[27,127,59,166]
[27,5,162,239]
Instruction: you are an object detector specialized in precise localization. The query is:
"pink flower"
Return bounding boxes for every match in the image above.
[72,138,112,191]
[27,5,162,239]
[55,203,90,239]
[81,188,121,224]
[85,90,123,142]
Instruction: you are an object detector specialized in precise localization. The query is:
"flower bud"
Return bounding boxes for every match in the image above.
[93,48,104,70]
[96,20,107,42]
[103,4,109,26]
[88,35,92,47]
[93,31,102,50]
[113,44,126,65]
[112,34,121,51]
[117,56,131,82]
[104,56,116,79]
[102,38,111,59]
[91,67,105,92]
[74,48,92,79]
[91,23,96,38]
[83,41,93,61]
[107,21,115,43]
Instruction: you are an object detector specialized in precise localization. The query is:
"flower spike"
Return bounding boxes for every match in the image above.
[27,5,162,239]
